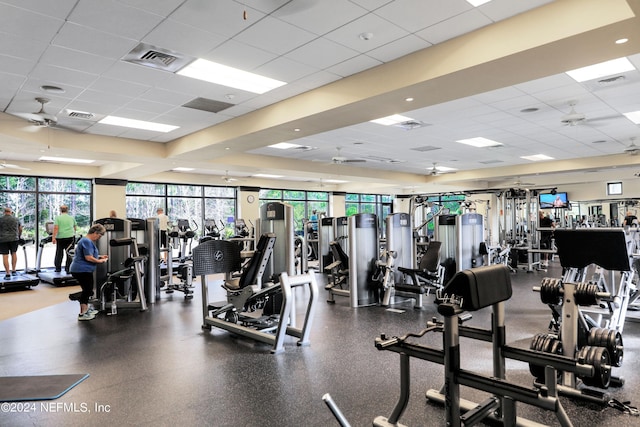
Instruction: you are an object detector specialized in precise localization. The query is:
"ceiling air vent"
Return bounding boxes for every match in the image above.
[122,43,194,73]
[65,110,95,120]
[394,120,429,130]
[411,145,441,152]
[183,97,234,114]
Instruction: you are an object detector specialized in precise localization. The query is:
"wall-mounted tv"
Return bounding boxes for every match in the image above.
[539,192,568,209]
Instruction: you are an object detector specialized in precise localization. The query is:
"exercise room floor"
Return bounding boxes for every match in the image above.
[1,261,640,427]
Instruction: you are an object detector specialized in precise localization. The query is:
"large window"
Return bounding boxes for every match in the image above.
[0,175,92,270]
[345,193,393,236]
[259,189,329,233]
[126,182,236,238]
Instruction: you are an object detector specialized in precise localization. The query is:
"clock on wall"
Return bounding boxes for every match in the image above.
[246,195,255,203]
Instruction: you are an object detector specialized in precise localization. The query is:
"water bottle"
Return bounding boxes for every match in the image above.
[111,299,117,315]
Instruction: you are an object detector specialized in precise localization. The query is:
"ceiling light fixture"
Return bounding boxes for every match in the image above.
[39,156,94,164]
[466,0,492,6]
[268,142,303,149]
[566,57,635,82]
[99,116,179,132]
[172,167,194,172]
[370,114,414,126]
[456,137,503,148]
[405,97,414,102]
[358,32,373,41]
[521,154,554,161]
[615,38,629,44]
[177,58,286,94]
[254,173,283,178]
[623,110,640,124]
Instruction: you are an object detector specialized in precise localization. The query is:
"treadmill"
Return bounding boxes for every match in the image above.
[35,222,78,287]
[0,239,40,291]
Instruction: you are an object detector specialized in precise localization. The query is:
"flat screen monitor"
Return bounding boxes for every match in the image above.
[539,192,568,209]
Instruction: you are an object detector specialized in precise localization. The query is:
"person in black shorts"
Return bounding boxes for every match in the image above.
[0,207,22,280]
[539,211,555,267]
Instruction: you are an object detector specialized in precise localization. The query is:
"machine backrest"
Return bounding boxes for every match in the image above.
[418,241,441,272]
[237,233,276,289]
[554,228,630,271]
[329,240,349,267]
[192,239,242,276]
[441,264,512,311]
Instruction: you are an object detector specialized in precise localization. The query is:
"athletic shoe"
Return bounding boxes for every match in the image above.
[11,271,16,276]
[3,274,10,280]
[78,312,96,321]
[87,308,99,316]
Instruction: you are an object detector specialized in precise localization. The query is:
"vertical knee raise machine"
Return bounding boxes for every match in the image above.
[373,265,601,427]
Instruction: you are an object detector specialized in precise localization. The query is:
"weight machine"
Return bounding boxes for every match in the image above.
[370,265,606,427]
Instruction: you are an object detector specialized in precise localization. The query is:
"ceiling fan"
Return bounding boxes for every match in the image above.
[624,137,640,156]
[428,163,455,176]
[221,170,239,183]
[331,147,366,164]
[0,161,29,171]
[560,102,586,126]
[15,97,59,128]
[560,101,622,127]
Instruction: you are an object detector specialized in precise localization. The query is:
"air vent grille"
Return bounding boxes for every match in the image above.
[411,145,441,152]
[140,50,178,67]
[183,97,234,114]
[122,43,194,73]
[66,110,95,120]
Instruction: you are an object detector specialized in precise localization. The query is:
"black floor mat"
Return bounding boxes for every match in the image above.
[0,374,89,402]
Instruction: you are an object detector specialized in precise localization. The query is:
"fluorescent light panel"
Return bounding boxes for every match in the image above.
[566,57,635,82]
[268,142,303,149]
[370,114,414,126]
[521,154,554,161]
[325,179,348,184]
[39,156,94,164]
[254,173,283,178]
[466,0,492,6]
[177,58,286,94]
[172,167,194,172]
[435,165,457,172]
[99,116,179,132]
[456,137,502,147]
[623,111,640,124]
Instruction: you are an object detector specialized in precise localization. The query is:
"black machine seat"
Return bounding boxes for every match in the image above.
[326,240,349,289]
[439,264,512,312]
[224,233,276,291]
[553,228,631,271]
[396,241,443,294]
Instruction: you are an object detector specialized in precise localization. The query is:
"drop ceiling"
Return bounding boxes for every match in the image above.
[1,0,640,194]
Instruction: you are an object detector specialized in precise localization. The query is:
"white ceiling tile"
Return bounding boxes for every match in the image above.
[143,19,227,58]
[68,0,166,40]
[206,39,278,71]
[0,3,65,42]
[29,63,99,89]
[118,0,186,17]
[170,0,267,38]
[325,13,410,52]
[233,15,317,56]
[376,0,473,33]
[416,9,492,45]
[285,38,359,69]
[88,77,151,98]
[326,54,383,78]
[52,23,139,59]
[274,1,368,36]
[478,0,555,22]
[40,47,119,75]
[365,34,431,63]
